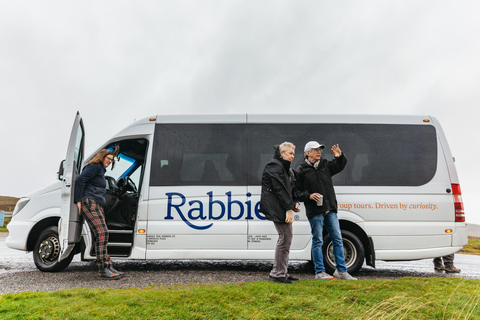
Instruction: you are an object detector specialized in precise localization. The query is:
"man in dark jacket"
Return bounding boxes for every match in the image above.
[260,142,300,284]
[295,141,357,280]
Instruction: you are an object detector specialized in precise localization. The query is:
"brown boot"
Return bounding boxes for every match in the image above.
[434,264,445,271]
[444,266,461,273]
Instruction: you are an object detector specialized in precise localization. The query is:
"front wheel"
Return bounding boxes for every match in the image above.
[323,230,365,275]
[33,226,74,272]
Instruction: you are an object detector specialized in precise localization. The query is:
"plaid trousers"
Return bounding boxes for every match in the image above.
[81,198,112,268]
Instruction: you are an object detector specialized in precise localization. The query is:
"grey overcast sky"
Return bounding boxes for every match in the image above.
[1,1,479,224]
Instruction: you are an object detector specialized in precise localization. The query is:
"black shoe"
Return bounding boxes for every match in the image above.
[268,275,293,284]
[109,266,125,276]
[287,275,299,282]
[98,267,123,280]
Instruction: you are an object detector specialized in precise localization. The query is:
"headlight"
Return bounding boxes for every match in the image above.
[12,197,30,217]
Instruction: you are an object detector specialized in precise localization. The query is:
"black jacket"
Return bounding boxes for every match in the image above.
[74,163,107,206]
[259,146,297,223]
[294,154,347,219]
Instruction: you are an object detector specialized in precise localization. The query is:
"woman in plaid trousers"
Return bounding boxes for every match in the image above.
[74,147,124,279]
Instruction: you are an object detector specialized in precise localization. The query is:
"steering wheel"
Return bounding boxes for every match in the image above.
[127,177,138,193]
[117,177,138,194]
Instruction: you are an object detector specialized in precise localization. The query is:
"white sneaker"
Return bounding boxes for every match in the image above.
[333,269,358,280]
[315,272,334,280]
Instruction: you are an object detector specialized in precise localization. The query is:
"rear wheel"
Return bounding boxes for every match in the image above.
[323,230,365,275]
[33,226,74,272]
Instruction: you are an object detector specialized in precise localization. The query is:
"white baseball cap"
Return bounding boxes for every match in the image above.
[304,141,325,152]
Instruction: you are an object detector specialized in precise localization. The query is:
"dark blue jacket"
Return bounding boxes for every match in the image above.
[74,163,107,206]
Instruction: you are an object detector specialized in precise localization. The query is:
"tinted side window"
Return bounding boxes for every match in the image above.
[247,124,437,186]
[150,124,247,186]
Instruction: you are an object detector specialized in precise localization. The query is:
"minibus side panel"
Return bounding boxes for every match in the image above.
[146,186,248,256]
[146,123,249,258]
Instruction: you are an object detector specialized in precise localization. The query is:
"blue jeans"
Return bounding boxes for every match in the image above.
[309,212,347,273]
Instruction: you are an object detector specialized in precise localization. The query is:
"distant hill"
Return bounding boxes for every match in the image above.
[0,196,19,212]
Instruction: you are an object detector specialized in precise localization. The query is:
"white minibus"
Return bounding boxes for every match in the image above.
[7,113,468,274]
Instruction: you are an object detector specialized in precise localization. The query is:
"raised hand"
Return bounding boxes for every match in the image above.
[331,144,342,157]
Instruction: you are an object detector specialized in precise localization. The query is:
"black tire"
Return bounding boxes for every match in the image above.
[33,226,74,272]
[304,260,316,274]
[323,230,365,275]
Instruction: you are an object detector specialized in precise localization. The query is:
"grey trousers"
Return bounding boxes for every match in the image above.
[433,253,455,268]
[270,222,293,278]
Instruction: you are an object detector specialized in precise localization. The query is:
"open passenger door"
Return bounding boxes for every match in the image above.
[58,112,85,261]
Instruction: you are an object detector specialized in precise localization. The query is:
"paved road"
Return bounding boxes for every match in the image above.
[1,233,479,294]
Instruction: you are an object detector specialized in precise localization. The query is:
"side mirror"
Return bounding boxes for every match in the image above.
[57,160,65,181]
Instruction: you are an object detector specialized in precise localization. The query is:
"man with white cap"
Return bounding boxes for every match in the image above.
[294,141,357,280]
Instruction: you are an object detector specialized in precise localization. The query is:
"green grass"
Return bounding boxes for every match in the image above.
[1,278,479,319]
[460,239,480,255]
[0,218,10,232]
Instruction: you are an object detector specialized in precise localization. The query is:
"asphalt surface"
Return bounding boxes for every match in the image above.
[1,233,479,294]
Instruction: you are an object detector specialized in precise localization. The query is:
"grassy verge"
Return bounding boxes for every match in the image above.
[1,278,479,319]
[459,238,480,255]
[0,218,10,232]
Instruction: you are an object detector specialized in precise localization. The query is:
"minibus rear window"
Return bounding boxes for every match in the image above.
[247,123,437,187]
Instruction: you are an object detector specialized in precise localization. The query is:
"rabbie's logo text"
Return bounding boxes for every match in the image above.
[165,191,265,230]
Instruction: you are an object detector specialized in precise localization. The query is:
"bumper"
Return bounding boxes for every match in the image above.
[452,223,468,247]
[5,219,35,251]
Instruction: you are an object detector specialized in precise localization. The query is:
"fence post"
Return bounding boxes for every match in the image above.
[0,211,4,227]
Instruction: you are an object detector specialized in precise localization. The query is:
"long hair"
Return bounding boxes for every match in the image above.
[89,145,120,169]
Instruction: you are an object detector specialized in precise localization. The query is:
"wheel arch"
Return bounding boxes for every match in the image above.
[27,217,60,251]
[338,219,374,268]
[27,217,83,255]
